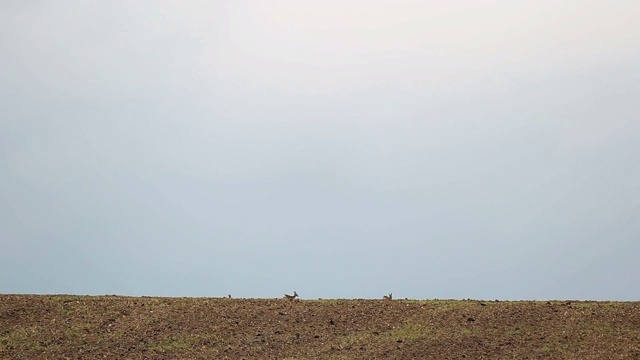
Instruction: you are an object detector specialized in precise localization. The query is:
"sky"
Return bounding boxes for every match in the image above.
[1,1,639,300]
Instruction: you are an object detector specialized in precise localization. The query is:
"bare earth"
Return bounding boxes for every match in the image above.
[1,295,639,359]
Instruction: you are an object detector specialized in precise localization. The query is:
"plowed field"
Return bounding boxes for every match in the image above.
[1,295,639,359]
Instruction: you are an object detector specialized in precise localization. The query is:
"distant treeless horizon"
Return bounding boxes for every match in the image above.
[1,1,639,300]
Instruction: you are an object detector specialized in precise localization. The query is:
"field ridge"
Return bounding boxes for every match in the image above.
[2,295,639,359]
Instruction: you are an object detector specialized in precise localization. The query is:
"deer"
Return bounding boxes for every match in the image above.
[284,291,298,300]
[383,293,393,300]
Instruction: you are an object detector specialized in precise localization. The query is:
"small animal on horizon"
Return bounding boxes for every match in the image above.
[383,293,393,300]
[284,291,298,300]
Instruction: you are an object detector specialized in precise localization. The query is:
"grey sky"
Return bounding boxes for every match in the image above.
[1,1,639,300]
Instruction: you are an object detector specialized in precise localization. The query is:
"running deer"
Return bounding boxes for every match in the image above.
[284,291,298,300]
[383,293,393,300]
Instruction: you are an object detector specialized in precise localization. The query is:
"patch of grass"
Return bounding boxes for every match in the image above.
[144,337,190,351]
[337,320,475,351]
[0,326,62,352]
[140,333,223,352]
[1,327,34,344]
[386,323,430,341]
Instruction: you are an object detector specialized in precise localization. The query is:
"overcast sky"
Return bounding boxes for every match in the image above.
[1,1,639,300]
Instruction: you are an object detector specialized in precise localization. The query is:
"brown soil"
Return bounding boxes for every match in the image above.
[1,295,639,359]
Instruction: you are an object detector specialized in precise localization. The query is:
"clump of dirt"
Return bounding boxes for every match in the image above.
[1,295,639,359]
